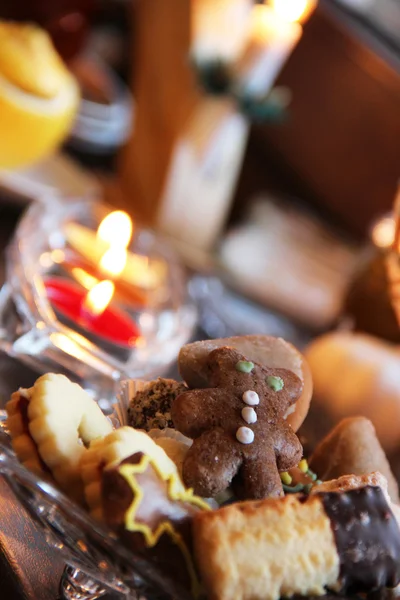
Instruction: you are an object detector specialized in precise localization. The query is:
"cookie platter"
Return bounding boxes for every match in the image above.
[3,334,400,600]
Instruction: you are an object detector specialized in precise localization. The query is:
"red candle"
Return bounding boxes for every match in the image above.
[45,277,140,348]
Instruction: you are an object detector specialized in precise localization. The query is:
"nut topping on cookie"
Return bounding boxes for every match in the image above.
[171,347,303,499]
[242,390,260,406]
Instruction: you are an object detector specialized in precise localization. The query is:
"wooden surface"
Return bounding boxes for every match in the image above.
[118,0,200,225]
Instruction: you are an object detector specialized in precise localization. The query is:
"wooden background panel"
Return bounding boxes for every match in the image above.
[255,3,400,236]
[119,0,200,225]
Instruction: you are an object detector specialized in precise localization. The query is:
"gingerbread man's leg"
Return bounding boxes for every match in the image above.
[275,422,303,472]
[182,428,242,498]
[234,448,284,500]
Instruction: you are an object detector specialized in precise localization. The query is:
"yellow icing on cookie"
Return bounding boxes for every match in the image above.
[118,454,210,597]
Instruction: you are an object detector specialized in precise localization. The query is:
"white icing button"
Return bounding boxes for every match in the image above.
[241,406,257,424]
[242,390,259,406]
[236,426,255,444]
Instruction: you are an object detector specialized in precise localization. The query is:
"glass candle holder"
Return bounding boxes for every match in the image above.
[0,197,197,408]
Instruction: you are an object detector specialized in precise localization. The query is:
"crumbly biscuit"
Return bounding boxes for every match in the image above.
[127,378,187,431]
[193,486,400,600]
[193,494,339,600]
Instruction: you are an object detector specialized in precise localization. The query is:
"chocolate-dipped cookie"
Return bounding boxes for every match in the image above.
[171,347,303,499]
[193,486,400,600]
[102,451,209,597]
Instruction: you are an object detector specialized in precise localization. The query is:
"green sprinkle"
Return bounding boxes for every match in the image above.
[235,360,254,373]
[298,459,308,473]
[316,479,323,485]
[280,472,292,485]
[304,483,313,494]
[307,468,318,482]
[266,375,284,391]
[283,483,304,494]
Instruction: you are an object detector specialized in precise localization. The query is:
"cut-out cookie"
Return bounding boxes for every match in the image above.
[81,426,176,520]
[7,373,112,503]
[172,347,303,499]
[102,450,209,597]
[178,335,312,431]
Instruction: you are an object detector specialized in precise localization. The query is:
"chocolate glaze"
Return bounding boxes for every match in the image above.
[102,452,201,594]
[320,486,400,593]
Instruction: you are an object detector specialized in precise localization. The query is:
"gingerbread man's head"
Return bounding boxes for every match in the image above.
[171,347,303,499]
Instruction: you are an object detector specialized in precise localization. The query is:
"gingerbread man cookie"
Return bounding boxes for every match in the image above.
[171,347,303,499]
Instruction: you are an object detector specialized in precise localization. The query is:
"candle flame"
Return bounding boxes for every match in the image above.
[97,210,133,249]
[83,280,115,316]
[96,210,132,279]
[372,217,395,250]
[99,246,128,277]
[270,0,316,24]
[71,267,98,290]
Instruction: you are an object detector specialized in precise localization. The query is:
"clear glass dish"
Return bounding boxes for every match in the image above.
[0,419,192,600]
[0,197,197,409]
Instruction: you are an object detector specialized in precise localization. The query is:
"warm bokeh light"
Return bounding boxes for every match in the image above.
[83,280,115,316]
[371,216,395,250]
[270,0,316,24]
[71,267,98,290]
[97,210,133,249]
[99,247,128,277]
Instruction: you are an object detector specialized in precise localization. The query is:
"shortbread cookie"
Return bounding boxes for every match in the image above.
[81,426,175,520]
[172,347,303,499]
[147,428,192,478]
[309,417,399,502]
[127,378,187,431]
[6,388,53,480]
[178,335,312,431]
[193,486,400,600]
[102,451,209,597]
[314,471,389,496]
[6,374,112,503]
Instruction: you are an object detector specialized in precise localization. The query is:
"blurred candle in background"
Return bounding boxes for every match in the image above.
[157,0,317,254]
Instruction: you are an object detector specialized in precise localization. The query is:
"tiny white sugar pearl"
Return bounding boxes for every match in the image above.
[236,426,255,444]
[242,390,259,406]
[241,406,257,424]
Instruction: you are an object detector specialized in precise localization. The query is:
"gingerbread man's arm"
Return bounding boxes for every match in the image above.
[274,421,303,472]
[171,389,227,438]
